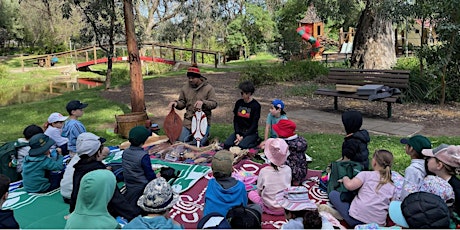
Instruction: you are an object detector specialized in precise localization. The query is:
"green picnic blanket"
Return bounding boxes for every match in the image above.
[3,151,211,229]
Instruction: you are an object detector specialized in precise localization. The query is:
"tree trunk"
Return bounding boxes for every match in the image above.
[123,0,145,113]
[351,1,396,69]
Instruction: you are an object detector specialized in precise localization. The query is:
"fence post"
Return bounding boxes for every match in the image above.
[93,46,97,65]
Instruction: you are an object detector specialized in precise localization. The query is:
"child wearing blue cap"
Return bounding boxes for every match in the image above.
[260,99,287,148]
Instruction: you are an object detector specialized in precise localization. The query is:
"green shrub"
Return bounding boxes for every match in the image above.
[239,60,329,86]
[143,62,173,75]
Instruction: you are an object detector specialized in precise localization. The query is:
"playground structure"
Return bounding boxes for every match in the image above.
[20,42,223,71]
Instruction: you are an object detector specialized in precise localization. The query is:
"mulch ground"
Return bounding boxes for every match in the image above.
[101,71,460,137]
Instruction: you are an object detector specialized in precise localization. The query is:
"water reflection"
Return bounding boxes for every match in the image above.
[0,79,103,107]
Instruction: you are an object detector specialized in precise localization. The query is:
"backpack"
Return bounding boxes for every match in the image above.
[0,141,28,182]
[326,161,364,202]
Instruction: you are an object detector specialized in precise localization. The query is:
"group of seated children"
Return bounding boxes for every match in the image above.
[4,90,460,229]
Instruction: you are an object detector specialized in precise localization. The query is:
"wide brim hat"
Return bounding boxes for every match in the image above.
[264,138,289,167]
[275,186,316,211]
[137,177,179,213]
[29,133,55,156]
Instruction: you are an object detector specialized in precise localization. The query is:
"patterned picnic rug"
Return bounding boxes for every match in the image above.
[3,152,328,229]
[3,153,211,229]
[171,159,328,229]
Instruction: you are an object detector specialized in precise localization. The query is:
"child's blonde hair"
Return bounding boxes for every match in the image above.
[373,149,393,191]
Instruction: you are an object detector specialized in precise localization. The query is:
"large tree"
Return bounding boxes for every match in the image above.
[350,0,396,69]
[124,0,144,112]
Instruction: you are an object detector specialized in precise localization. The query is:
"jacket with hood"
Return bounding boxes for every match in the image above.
[203,177,248,216]
[70,160,140,221]
[123,215,183,229]
[175,79,217,129]
[61,119,86,153]
[341,111,370,170]
[21,154,64,193]
[65,169,119,229]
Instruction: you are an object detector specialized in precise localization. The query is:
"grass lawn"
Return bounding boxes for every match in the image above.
[2,54,460,174]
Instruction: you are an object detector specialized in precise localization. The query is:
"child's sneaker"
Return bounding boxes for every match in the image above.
[305,154,313,162]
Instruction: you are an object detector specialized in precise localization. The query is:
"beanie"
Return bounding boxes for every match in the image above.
[128,126,150,146]
[187,64,204,79]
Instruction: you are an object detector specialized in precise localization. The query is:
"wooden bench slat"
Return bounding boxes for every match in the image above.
[314,89,401,103]
[314,68,410,118]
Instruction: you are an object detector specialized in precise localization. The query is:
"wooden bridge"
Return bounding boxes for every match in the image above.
[20,42,223,70]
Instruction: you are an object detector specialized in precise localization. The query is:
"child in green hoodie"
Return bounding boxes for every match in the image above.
[65,169,119,229]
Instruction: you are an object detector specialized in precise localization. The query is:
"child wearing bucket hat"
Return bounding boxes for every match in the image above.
[399,134,432,200]
[203,150,247,216]
[275,186,318,229]
[44,112,69,155]
[69,132,139,221]
[124,177,183,229]
[122,126,158,205]
[21,133,64,193]
[261,99,287,144]
[272,119,312,185]
[15,124,44,174]
[422,144,460,217]
[248,138,291,215]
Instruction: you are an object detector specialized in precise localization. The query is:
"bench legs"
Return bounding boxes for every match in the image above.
[387,102,392,118]
[333,96,393,118]
[334,96,338,110]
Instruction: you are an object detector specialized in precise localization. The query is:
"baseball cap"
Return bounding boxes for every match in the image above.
[271,99,285,110]
[47,112,68,123]
[66,100,88,114]
[422,144,460,168]
[400,135,431,153]
[76,132,106,157]
[212,150,234,176]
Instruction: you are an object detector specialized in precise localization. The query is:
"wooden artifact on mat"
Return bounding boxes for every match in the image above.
[164,107,183,144]
[191,110,207,147]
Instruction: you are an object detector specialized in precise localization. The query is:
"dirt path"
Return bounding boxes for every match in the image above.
[101,72,460,137]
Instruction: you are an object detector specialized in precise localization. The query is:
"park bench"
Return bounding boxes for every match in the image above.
[314,68,410,118]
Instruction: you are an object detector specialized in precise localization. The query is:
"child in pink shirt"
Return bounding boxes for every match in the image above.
[248,138,291,215]
[329,149,395,227]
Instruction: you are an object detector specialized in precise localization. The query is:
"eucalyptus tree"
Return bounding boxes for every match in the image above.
[63,0,124,90]
[312,0,399,69]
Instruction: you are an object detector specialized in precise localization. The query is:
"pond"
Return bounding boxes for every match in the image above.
[0,79,103,107]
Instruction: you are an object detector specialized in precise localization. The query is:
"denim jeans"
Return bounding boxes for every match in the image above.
[178,126,210,146]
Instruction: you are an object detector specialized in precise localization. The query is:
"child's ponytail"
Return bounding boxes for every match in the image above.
[374,149,394,192]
